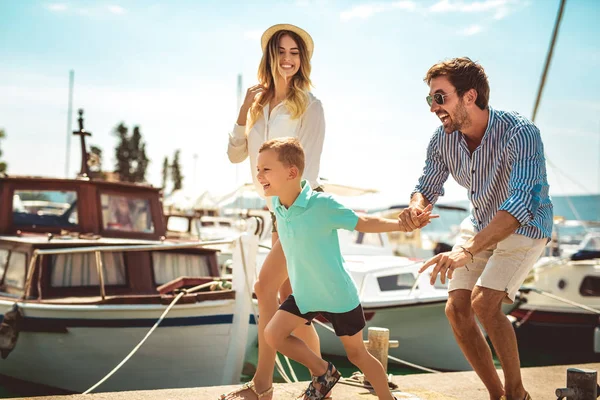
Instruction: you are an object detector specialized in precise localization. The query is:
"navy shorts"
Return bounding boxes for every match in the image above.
[279,295,366,337]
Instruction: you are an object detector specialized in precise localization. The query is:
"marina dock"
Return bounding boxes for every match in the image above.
[15,362,599,400]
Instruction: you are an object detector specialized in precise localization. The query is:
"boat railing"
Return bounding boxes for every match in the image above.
[23,237,240,301]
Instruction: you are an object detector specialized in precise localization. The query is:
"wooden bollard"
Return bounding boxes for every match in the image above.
[363,327,399,373]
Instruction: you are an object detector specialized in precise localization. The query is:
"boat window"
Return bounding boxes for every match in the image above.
[50,252,127,287]
[152,252,211,285]
[580,276,600,297]
[581,235,600,251]
[12,190,78,228]
[100,194,154,233]
[377,273,416,291]
[167,216,190,233]
[3,252,26,290]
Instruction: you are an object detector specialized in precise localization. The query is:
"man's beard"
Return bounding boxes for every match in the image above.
[446,100,471,133]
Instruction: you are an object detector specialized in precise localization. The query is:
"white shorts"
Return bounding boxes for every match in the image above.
[448,230,547,304]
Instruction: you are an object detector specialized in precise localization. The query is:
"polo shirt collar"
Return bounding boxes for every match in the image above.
[274,180,312,210]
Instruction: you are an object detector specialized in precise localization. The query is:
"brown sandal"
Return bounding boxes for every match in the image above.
[219,381,273,399]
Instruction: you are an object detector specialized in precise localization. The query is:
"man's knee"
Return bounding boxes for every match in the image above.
[445,291,473,326]
[471,288,503,322]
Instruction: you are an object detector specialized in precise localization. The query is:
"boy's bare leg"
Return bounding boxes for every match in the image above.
[446,290,504,400]
[278,277,323,362]
[221,234,324,400]
[339,331,395,400]
[264,310,330,380]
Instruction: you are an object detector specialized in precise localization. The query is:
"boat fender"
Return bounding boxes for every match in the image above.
[0,304,23,359]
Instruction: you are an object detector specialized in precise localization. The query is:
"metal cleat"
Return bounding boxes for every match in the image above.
[555,368,599,399]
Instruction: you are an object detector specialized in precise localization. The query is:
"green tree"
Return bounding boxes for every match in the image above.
[0,129,7,174]
[162,156,169,190]
[89,145,106,180]
[113,123,149,183]
[114,123,130,181]
[171,150,183,191]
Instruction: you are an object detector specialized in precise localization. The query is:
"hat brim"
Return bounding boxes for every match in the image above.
[261,24,314,59]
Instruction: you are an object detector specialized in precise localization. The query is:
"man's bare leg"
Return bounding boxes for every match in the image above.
[472,287,527,400]
[446,290,504,400]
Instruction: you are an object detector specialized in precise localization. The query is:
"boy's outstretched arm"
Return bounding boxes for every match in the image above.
[355,204,438,233]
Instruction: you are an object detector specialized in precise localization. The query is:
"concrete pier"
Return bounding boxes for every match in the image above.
[12,363,599,400]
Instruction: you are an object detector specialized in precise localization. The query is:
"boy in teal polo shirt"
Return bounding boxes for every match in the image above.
[256,137,437,400]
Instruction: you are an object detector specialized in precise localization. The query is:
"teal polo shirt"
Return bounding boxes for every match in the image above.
[272,180,360,314]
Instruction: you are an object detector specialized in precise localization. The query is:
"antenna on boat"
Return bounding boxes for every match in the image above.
[73,108,92,180]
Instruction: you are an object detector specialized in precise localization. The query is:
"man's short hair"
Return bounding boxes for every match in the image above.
[424,57,490,110]
[259,137,305,175]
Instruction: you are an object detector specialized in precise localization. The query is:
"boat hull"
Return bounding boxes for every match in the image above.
[511,308,600,366]
[0,299,250,393]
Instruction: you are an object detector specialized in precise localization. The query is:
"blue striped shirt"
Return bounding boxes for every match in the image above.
[412,106,553,240]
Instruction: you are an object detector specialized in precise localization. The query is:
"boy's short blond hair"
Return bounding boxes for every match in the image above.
[259,137,305,175]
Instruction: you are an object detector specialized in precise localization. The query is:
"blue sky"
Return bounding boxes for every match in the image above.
[1,0,599,203]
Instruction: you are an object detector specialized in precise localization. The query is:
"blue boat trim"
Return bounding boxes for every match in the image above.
[0,313,258,333]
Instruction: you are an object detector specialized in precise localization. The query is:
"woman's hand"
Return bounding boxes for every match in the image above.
[237,84,265,126]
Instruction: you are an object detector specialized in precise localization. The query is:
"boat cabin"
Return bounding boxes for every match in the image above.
[0,110,229,305]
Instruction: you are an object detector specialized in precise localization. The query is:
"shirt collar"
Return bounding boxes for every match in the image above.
[274,180,312,210]
[480,106,495,144]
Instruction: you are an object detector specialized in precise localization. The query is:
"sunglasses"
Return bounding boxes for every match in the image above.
[426,91,455,107]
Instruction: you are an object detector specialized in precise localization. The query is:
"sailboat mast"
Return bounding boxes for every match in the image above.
[65,70,75,178]
[531,0,566,123]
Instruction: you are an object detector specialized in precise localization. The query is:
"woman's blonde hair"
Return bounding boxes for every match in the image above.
[248,30,312,128]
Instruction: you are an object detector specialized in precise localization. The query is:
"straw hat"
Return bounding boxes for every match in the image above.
[261,24,314,59]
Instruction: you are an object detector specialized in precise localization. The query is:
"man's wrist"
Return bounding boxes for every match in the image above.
[460,246,474,262]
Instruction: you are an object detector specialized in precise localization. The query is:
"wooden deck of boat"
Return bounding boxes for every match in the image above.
[15,363,599,399]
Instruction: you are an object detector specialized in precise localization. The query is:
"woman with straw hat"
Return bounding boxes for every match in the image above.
[223,24,329,400]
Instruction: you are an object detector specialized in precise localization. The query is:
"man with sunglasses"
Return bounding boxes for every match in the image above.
[398,57,553,400]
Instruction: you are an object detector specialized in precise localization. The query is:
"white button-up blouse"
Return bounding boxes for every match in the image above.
[227,92,326,199]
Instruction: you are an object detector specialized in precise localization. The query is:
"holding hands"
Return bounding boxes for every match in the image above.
[397,204,439,232]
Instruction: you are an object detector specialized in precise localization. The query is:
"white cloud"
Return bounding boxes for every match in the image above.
[493,6,510,19]
[47,3,68,12]
[340,0,520,22]
[107,5,126,15]
[340,1,416,21]
[459,24,484,35]
[429,0,517,14]
[45,3,126,16]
